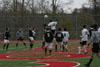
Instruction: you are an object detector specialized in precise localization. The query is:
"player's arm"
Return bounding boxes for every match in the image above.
[88,33,94,47]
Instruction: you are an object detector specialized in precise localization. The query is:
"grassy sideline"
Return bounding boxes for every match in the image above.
[0,42,100,67]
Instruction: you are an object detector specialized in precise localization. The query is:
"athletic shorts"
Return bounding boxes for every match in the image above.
[92,43,100,53]
[29,37,34,42]
[45,42,53,49]
[51,30,56,35]
[17,37,23,41]
[80,41,87,45]
[4,39,9,43]
[56,41,63,45]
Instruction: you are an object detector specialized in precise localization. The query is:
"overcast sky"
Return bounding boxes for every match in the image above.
[61,0,89,13]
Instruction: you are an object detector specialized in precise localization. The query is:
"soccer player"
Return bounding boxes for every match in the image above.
[89,25,94,37]
[78,25,89,54]
[98,27,100,33]
[48,20,58,35]
[29,26,36,50]
[55,28,64,52]
[62,28,70,51]
[44,27,53,55]
[85,24,100,67]
[16,29,26,48]
[3,28,11,51]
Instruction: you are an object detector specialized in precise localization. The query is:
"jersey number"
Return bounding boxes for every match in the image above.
[47,33,50,37]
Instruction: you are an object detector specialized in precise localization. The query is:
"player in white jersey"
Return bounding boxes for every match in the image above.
[62,28,69,51]
[48,20,58,34]
[78,25,89,54]
[98,27,100,33]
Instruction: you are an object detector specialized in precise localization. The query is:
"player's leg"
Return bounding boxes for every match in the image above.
[49,43,53,55]
[42,41,45,49]
[60,42,64,51]
[44,42,48,55]
[21,38,26,48]
[64,42,68,51]
[78,44,82,54]
[29,37,34,49]
[16,39,19,48]
[85,52,95,67]
[6,43,9,51]
[83,41,88,54]
[55,42,58,52]
[6,40,10,51]
[3,40,6,50]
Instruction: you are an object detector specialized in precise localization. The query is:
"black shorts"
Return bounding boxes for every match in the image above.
[17,37,23,41]
[92,43,100,53]
[80,41,87,45]
[51,30,56,34]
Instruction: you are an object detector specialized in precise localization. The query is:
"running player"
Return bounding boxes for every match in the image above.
[48,20,58,35]
[29,26,36,50]
[85,24,100,67]
[44,27,53,55]
[3,28,11,51]
[78,25,89,54]
[55,28,64,52]
[62,28,70,51]
[16,29,26,48]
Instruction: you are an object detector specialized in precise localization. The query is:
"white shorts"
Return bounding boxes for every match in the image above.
[56,41,63,45]
[45,42,53,49]
[4,39,9,43]
[63,39,68,43]
[29,37,34,42]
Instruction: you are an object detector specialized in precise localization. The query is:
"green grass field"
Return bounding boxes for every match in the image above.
[0,42,100,67]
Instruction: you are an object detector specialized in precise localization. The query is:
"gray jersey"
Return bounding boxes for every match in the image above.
[16,31,24,38]
[89,31,100,45]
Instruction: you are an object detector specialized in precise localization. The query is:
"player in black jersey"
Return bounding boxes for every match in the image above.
[55,28,64,52]
[85,24,100,67]
[44,27,53,55]
[3,28,11,51]
[29,26,36,50]
[16,29,26,48]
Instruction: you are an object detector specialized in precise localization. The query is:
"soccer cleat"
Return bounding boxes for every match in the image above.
[84,64,90,67]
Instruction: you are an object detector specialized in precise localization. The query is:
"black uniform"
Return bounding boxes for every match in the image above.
[55,32,64,42]
[4,31,11,40]
[44,31,53,43]
[3,31,11,50]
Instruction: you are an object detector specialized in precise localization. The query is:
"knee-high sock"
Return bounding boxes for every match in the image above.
[62,45,65,51]
[88,57,93,65]
[55,45,57,51]
[16,43,18,48]
[6,44,9,50]
[83,46,87,52]
[30,43,33,49]
[3,44,6,49]
[49,49,52,55]
[23,43,26,48]
[45,48,47,55]
[78,47,81,54]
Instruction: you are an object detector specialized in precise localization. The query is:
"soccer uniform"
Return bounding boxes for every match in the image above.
[16,31,26,48]
[16,31,24,41]
[55,31,64,45]
[80,28,89,45]
[98,28,100,33]
[62,31,69,43]
[48,21,58,34]
[29,30,35,42]
[3,31,11,50]
[4,31,11,43]
[44,31,53,49]
[88,31,100,53]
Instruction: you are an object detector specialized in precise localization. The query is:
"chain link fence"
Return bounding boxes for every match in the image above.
[0,15,100,41]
